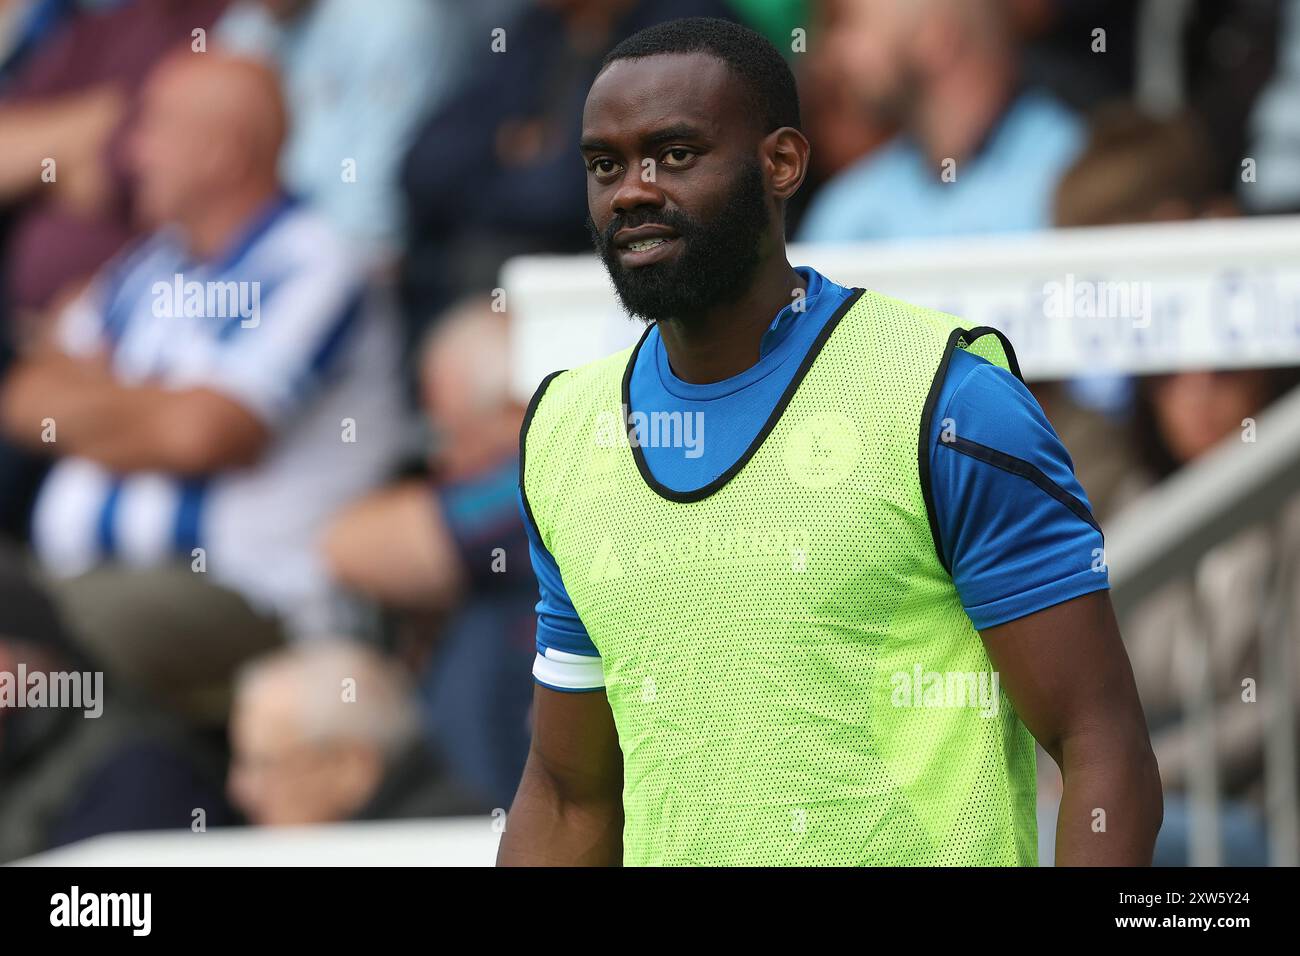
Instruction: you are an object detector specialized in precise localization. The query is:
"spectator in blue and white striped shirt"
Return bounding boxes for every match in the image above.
[0,50,405,722]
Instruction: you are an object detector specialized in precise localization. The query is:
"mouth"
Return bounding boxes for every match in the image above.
[613,225,680,268]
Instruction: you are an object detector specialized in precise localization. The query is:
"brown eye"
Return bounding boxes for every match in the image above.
[663,148,693,166]
[590,158,619,177]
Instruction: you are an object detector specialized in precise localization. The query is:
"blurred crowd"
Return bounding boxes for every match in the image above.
[0,0,1297,866]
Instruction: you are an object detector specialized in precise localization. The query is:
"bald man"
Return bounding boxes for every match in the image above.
[797,0,1085,242]
[129,52,288,250]
[323,297,526,607]
[228,640,482,825]
[322,297,538,805]
[0,50,405,723]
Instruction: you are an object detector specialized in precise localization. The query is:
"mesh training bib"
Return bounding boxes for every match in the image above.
[521,289,1038,866]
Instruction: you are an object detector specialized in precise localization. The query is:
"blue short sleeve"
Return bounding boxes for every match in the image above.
[519,492,604,691]
[929,348,1110,630]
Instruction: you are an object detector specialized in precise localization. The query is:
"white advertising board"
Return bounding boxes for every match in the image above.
[505,215,1300,401]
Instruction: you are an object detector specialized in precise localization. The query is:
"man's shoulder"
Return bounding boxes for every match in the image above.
[1002,88,1086,161]
[837,292,1023,402]
[105,229,185,284]
[522,344,637,456]
[1014,87,1084,130]
[255,203,359,276]
[833,136,913,185]
[532,345,636,406]
[852,289,967,340]
[934,347,1028,421]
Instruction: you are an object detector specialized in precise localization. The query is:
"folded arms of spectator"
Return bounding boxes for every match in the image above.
[0,349,268,475]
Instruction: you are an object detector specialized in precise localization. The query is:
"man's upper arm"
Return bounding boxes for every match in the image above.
[979,589,1143,762]
[528,682,622,805]
[929,349,1151,759]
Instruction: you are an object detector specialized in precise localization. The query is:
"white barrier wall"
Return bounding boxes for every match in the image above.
[14,818,501,867]
[505,215,1300,401]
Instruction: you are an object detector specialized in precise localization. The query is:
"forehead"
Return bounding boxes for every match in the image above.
[235,674,299,731]
[582,52,752,144]
[143,60,203,108]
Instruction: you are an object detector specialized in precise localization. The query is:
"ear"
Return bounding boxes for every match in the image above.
[763,126,810,202]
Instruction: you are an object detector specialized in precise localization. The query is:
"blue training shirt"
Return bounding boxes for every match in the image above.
[523,266,1108,692]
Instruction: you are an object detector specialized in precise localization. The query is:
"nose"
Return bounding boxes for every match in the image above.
[610,161,666,218]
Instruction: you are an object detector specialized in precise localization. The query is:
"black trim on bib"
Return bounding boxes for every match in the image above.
[623,287,867,504]
[518,369,567,545]
[940,435,1101,534]
[918,325,1025,576]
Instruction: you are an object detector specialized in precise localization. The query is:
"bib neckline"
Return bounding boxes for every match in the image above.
[620,288,867,504]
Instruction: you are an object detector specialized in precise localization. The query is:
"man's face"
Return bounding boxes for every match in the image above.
[126,63,225,227]
[824,0,916,121]
[581,53,775,325]
[227,684,377,826]
[1150,370,1271,465]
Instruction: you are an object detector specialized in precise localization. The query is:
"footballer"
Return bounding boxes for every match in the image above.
[498,18,1161,867]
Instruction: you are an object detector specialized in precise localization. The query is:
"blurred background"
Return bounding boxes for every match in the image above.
[0,0,1297,867]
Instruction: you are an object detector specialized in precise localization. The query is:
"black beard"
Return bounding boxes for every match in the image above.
[587,161,772,326]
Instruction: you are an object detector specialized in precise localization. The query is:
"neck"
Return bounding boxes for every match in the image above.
[913,55,1017,167]
[656,256,805,385]
[181,180,281,261]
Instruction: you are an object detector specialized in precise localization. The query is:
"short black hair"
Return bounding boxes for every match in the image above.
[599,17,800,134]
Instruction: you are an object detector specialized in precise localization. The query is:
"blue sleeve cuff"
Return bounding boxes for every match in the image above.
[966,565,1110,630]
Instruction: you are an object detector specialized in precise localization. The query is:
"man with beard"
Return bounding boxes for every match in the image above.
[498,18,1161,866]
[796,0,1085,243]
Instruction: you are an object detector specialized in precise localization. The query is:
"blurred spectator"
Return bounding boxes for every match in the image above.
[1046,105,1299,866]
[1010,0,1137,112]
[0,0,80,90]
[1043,105,1228,520]
[215,0,463,261]
[1123,365,1300,865]
[1184,0,1283,197]
[796,0,1084,243]
[1053,105,1229,228]
[788,0,895,231]
[0,545,235,863]
[1241,0,1300,212]
[0,51,404,724]
[228,640,482,825]
[323,299,535,808]
[0,0,229,327]
[0,0,172,543]
[399,0,738,336]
